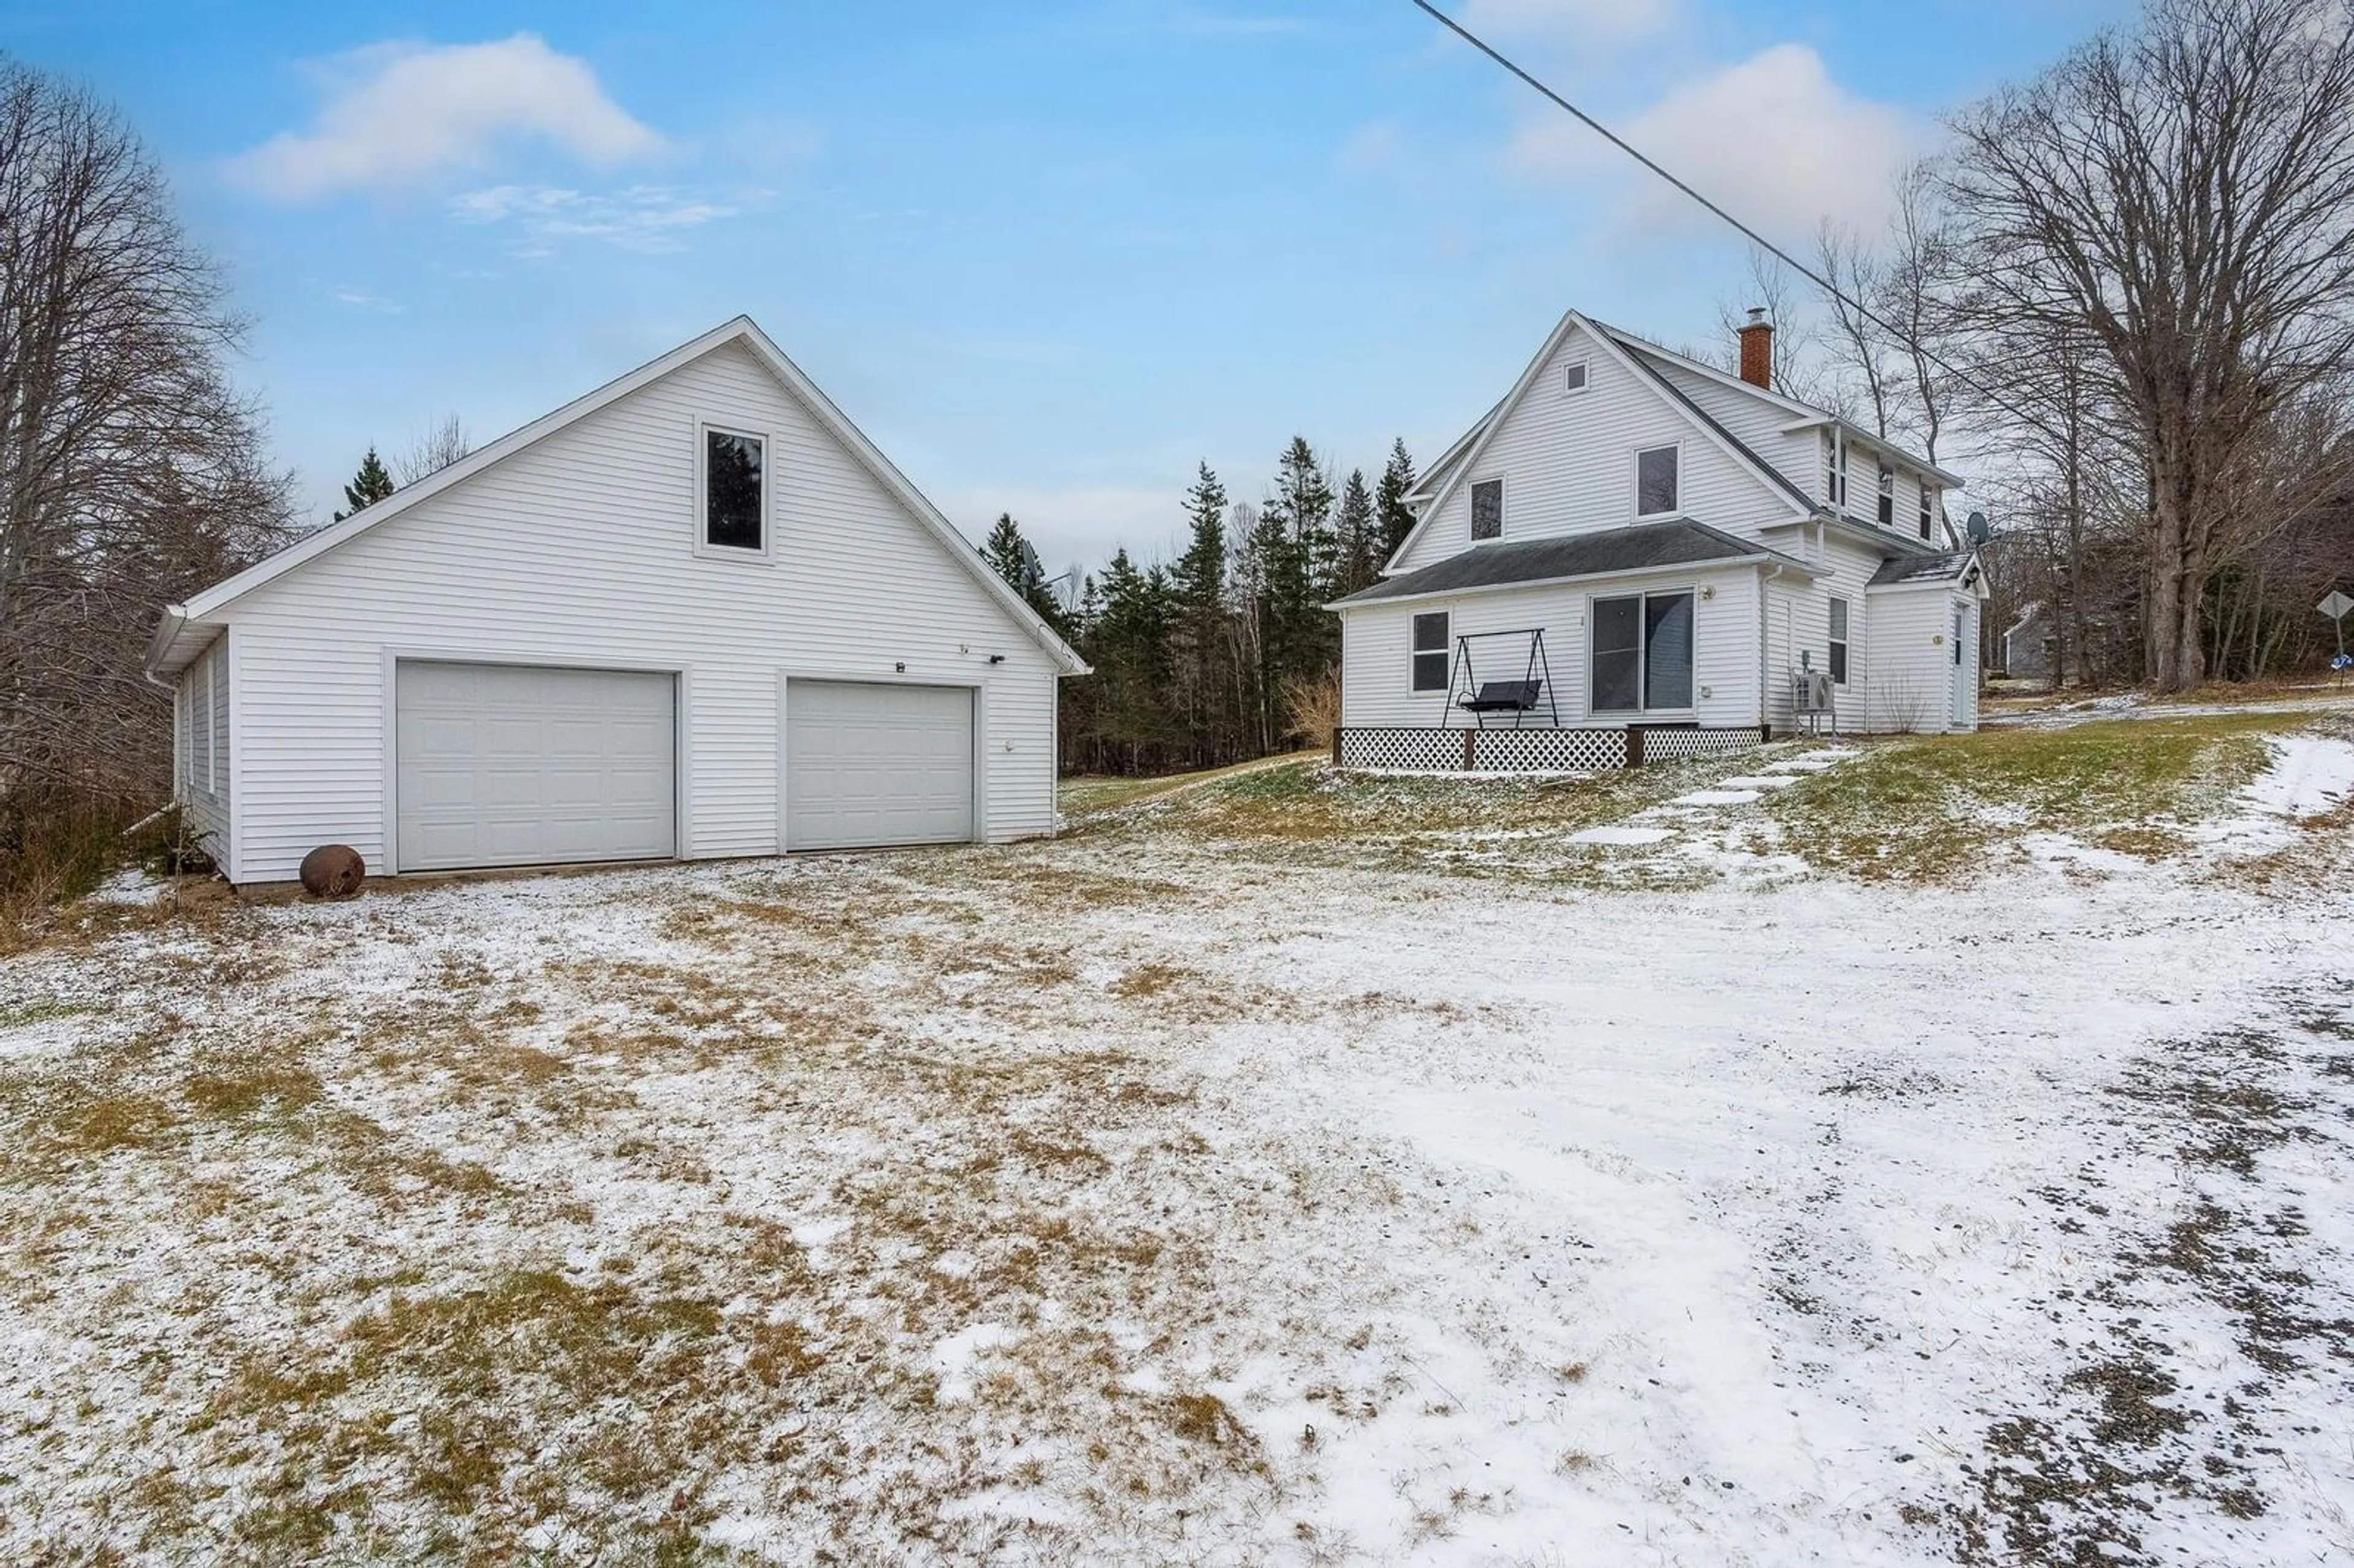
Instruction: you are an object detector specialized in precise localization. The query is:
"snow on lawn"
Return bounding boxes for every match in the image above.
[1,748,2351,1564]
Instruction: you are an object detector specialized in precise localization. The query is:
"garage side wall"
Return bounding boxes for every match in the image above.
[219,340,1059,883]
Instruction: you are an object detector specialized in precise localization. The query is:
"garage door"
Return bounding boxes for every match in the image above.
[785,680,974,851]
[396,661,676,872]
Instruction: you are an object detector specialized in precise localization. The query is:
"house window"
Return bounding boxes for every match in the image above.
[701,427,766,553]
[1636,446,1679,518]
[1591,591,1694,712]
[1823,430,1846,508]
[1876,465,1895,528]
[1829,596,1850,684]
[1561,361,1589,395]
[1411,611,1450,692]
[1470,479,1503,541]
[1919,485,1937,541]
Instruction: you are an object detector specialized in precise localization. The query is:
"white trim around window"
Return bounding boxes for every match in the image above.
[1829,595,1850,685]
[1410,609,1450,693]
[693,420,775,563]
[1634,443,1683,520]
[1468,475,1505,542]
[1588,586,1697,715]
[1560,360,1590,395]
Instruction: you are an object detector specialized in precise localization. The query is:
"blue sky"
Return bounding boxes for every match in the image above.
[9,0,2131,571]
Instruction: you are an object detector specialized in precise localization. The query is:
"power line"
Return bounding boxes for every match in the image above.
[1406,0,2052,479]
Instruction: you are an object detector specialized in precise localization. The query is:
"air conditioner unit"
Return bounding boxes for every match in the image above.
[1794,670,1835,714]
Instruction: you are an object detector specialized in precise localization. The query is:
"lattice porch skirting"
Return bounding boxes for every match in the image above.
[1332,724,1767,774]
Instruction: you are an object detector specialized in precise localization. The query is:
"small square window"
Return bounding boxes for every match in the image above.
[703,427,766,552]
[1411,611,1450,692]
[1561,362,1589,394]
[1636,446,1679,517]
[1470,479,1503,541]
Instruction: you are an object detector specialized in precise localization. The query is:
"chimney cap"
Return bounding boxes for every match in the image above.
[1743,306,1770,327]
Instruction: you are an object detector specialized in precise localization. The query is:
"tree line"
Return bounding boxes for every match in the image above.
[983,439,1418,775]
[1718,0,2354,691]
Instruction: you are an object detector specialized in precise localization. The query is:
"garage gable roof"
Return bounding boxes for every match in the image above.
[147,317,1089,680]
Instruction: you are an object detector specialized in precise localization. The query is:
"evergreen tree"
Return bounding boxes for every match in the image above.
[1376,438,1417,558]
[979,511,1073,636]
[1173,463,1230,766]
[334,446,395,522]
[1335,467,1377,598]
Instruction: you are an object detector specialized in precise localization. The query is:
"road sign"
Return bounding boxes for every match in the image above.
[2320,590,2354,622]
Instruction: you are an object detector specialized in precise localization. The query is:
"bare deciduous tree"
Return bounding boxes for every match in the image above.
[1942,0,2354,690]
[0,58,292,810]
[394,413,470,486]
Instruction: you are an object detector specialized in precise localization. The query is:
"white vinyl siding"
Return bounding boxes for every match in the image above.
[178,639,231,863]
[211,339,1059,883]
[1392,323,1795,573]
[1864,586,1975,733]
[1337,565,1761,729]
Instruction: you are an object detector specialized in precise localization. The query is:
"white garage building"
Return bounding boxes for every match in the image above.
[147,316,1087,886]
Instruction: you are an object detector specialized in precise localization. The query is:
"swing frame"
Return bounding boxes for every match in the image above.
[1439,627,1561,729]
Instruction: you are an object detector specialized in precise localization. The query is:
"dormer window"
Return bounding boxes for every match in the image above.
[1471,478,1504,541]
[1824,430,1846,508]
[700,425,768,556]
[1561,361,1589,395]
[1636,445,1679,518]
[1919,484,1937,541]
[1876,465,1896,528]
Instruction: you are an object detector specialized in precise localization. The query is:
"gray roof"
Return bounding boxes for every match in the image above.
[1870,550,1976,587]
[1332,519,1796,606]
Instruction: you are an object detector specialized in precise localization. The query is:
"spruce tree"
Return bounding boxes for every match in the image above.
[1173,463,1230,766]
[334,446,395,522]
[1335,468,1376,598]
[982,512,1028,589]
[1376,438,1417,558]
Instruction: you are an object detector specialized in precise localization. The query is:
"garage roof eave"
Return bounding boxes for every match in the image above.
[143,606,219,685]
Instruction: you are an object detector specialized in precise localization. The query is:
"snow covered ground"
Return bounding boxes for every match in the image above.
[1,722,2350,1565]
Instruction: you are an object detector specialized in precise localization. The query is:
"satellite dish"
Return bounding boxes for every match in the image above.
[1965,510,1990,546]
[1018,538,1046,591]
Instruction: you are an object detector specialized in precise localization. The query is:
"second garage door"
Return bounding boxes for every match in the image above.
[785,680,974,851]
[397,661,677,872]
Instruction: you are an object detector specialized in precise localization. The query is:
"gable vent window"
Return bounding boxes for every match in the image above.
[1470,478,1504,541]
[702,427,767,554]
[1829,596,1850,684]
[1561,361,1589,395]
[1636,445,1679,518]
[1411,611,1450,691]
[1876,465,1895,528]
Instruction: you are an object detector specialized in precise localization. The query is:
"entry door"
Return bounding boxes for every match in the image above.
[396,661,677,872]
[784,680,975,851]
[1951,604,1974,728]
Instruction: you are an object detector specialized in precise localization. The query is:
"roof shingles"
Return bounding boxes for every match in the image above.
[1331,519,1802,606]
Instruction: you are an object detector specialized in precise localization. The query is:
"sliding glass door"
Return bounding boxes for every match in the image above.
[1590,590,1694,713]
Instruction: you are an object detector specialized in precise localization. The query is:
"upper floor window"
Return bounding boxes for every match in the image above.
[1919,484,1937,541]
[1876,465,1896,527]
[1470,478,1504,541]
[1411,611,1450,691]
[1561,361,1589,395]
[1823,430,1846,508]
[701,426,767,554]
[1636,445,1680,518]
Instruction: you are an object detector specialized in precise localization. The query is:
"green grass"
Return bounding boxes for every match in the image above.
[1767,714,2289,881]
[1058,753,1320,816]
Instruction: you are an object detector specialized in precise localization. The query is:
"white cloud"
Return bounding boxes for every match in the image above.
[229,35,663,200]
[1511,44,1916,240]
[451,183,752,255]
[1461,0,1678,45]
[327,286,402,313]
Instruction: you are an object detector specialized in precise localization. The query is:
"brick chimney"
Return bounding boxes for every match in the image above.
[1737,306,1773,389]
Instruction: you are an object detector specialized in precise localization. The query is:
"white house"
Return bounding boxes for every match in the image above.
[147,317,1087,886]
[1331,308,1984,755]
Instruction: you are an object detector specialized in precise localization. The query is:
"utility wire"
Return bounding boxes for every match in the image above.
[1407,0,2052,487]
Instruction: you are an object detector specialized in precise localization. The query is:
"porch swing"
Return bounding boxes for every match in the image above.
[1441,628,1561,729]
